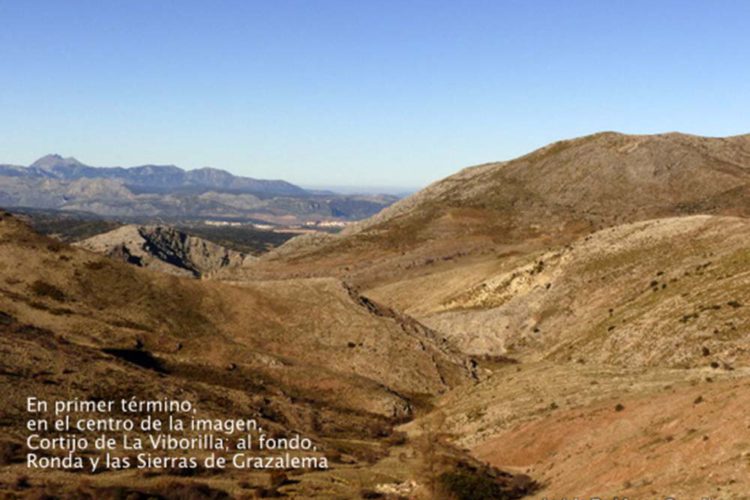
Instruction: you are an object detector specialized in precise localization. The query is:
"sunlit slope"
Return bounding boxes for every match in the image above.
[237,132,750,286]
[0,211,475,497]
[421,361,750,498]
[368,215,750,369]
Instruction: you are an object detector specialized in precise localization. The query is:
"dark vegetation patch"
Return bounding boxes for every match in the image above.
[46,239,65,252]
[10,208,122,241]
[0,440,24,465]
[109,244,144,266]
[175,224,297,254]
[101,348,167,373]
[30,280,66,302]
[13,475,30,489]
[680,312,699,323]
[84,260,108,271]
[360,489,384,499]
[472,354,520,366]
[12,208,298,255]
[0,311,16,326]
[438,461,537,500]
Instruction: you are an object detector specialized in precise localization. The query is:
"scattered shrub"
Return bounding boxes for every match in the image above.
[14,475,30,489]
[0,311,16,326]
[384,431,408,446]
[0,441,22,465]
[268,470,288,489]
[46,240,65,252]
[84,260,108,271]
[30,280,66,302]
[439,471,506,500]
[680,312,699,323]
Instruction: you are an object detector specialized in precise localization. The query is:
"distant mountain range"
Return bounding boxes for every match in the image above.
[0,155,397,222]
[0,154,305,196]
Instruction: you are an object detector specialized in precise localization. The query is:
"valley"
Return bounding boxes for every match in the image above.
[2,131,750,498]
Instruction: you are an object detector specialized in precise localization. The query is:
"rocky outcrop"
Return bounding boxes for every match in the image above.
[75,225,252,277]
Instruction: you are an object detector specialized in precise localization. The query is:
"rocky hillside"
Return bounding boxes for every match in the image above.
[419,360,750,498]
[366,215,750,366]
[5,131,750,498]
[0,212,516,498]
[221,131,750,498]
[242,132,750,284]
[75,225,252,278]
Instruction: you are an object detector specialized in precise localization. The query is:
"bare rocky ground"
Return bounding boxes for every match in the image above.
[75,224,253,278]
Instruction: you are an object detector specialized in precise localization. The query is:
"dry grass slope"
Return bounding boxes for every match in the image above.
[0,212,508,498]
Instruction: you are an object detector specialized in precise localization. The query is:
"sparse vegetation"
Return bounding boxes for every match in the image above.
[30,280,66,301]
[438,470,511,500]
[3,131,750,498]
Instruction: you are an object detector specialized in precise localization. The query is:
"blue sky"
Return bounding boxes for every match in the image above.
[1,1,748,189]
